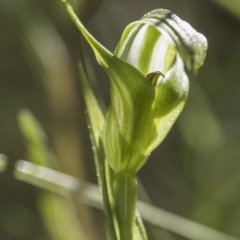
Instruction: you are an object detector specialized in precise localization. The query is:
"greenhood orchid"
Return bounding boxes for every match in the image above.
[61,3,207,174]
[60,2,208,240]
[104,9,207,173]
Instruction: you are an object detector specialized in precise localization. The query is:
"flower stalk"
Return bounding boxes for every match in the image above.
[115,172,136,240]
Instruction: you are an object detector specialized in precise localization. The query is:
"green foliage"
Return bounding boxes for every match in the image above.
[18,110,87,240]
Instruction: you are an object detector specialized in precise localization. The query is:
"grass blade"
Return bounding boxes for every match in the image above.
[10,159,239,240]
[18,110,88,240]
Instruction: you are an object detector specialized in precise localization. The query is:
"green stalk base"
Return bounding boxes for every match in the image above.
[115,172,137,240]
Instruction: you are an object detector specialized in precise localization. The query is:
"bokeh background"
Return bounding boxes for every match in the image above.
[1,0,240,239]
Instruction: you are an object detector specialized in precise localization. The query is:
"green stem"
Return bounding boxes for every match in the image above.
[115,172,137,240]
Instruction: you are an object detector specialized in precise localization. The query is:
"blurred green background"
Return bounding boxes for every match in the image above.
[1,0,240,239]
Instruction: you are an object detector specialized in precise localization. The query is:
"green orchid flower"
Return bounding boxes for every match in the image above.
[63,3,207,174]
[104,9,207,174]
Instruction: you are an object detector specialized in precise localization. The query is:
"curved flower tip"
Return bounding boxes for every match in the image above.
[141,9,208,75]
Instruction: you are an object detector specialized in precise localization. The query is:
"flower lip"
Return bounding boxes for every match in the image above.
[147,71,165,86]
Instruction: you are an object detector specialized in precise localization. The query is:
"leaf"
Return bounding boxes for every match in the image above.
[18,110,56,168]
[79,64,119,240]
[78,63,105,148]
[18,109,87,240]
